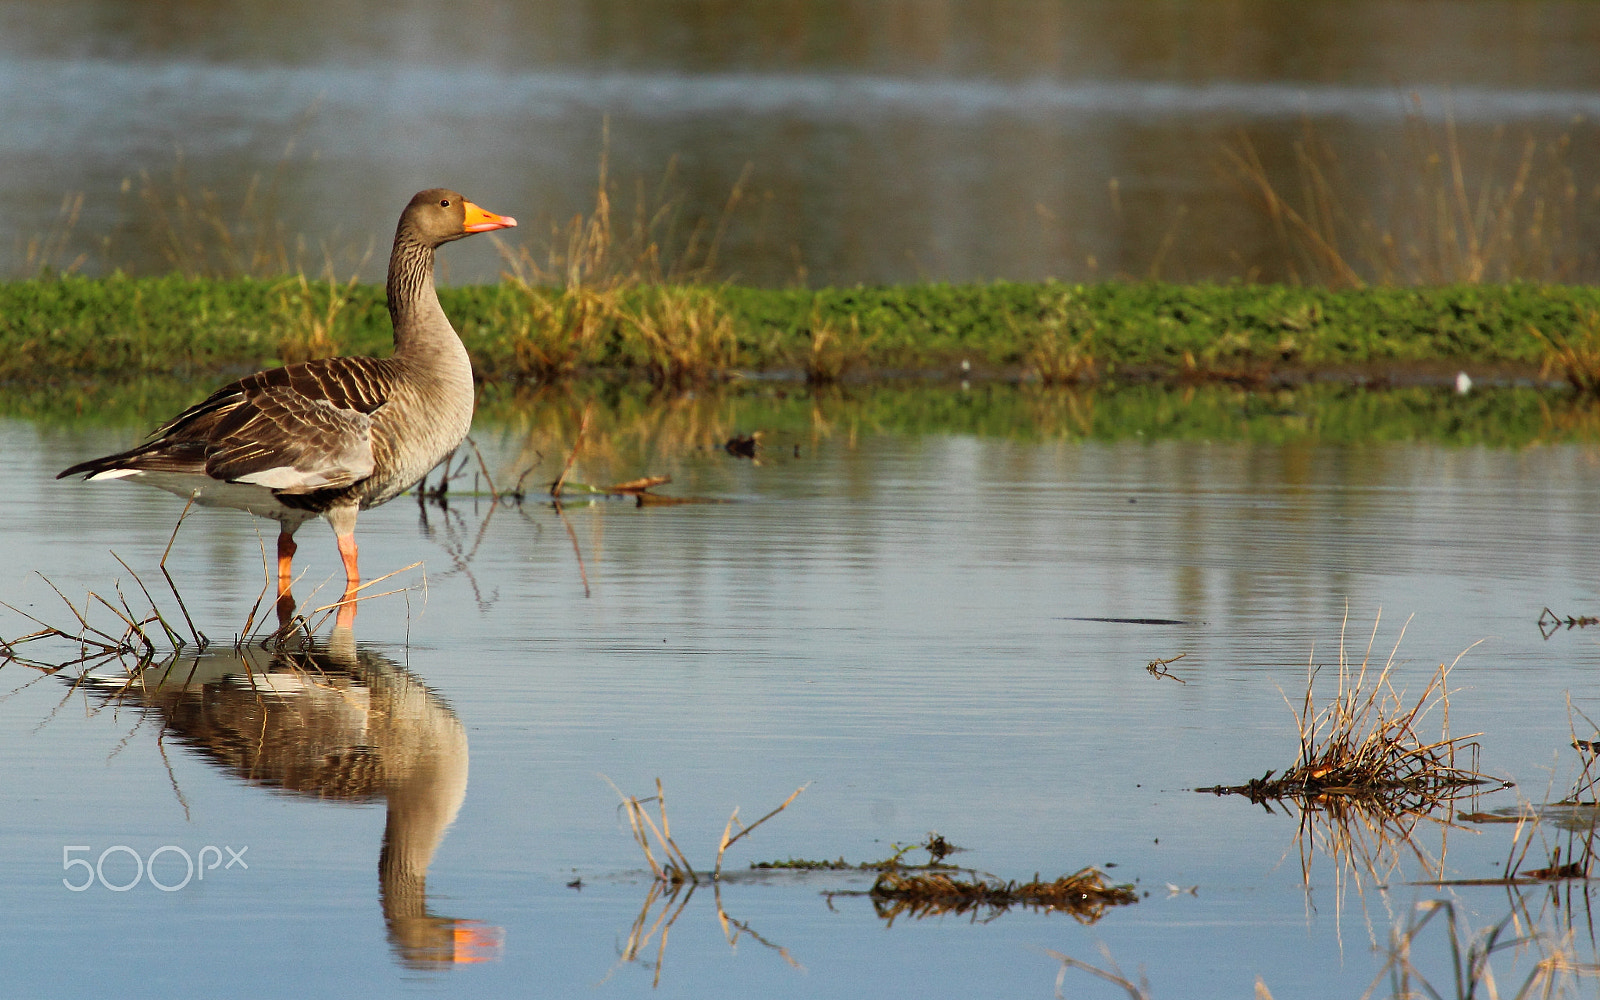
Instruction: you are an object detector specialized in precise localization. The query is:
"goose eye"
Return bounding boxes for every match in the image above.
[439,198,451,207]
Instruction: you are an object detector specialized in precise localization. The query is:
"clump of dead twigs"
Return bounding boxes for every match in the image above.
[799,832,1135,926]
[1,504,212,674]
[1200,612,1495,807]
[870,866,1136,926]
[1197,611,1509,904]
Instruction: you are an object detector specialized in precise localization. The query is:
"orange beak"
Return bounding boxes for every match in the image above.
[462,200,517,233]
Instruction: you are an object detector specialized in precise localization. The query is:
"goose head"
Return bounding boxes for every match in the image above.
[399,188,517,248]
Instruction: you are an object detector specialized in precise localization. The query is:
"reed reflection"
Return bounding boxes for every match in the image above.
[78,626,500,969]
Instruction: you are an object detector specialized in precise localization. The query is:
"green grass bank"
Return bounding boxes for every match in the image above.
[4,276,1599,385]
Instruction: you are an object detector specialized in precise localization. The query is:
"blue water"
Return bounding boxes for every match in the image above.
[5,394,1600,997]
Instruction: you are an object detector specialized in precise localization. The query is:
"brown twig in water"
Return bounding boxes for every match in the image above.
[155,497,207,648]
[1146,652,1187,683]
[461,436,499,500]
[1039,945,1150,1000]
[304,562,423,630]
[714,782,810,879]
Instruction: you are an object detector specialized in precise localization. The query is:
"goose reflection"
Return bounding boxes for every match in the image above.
[84,626,500,968]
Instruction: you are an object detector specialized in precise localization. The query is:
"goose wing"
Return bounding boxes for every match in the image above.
[62,357,397,494]
[202,385,377,492]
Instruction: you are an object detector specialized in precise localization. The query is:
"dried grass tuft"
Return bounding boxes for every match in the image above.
[493,127,751,384]
[1199,610,1505,908]
[605,776,808,885]
[1204,611,1492,807]
[870,867,1135,925]
[1014,289,1099,385]
[271,267,365,363]
[623,286,741,385]
[799,309,875,385]
[1534,310,1600,395]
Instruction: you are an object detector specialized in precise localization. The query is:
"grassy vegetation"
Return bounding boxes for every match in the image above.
[6,276,1600,385]
[12,109,1599,390]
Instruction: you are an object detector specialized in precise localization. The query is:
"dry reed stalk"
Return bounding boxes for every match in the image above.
[604,777,808,885]
[800,309,874,385]
[20,192,89,276]
[271,267,364,363]
[1534,310,1600,395]
[301,561,422,630]
[713,782,810,879]
[549,403,592,497]
[603,776,695,884]
[1364,900,1600,1000]
[1013,289,1100,385]
[1224,106,1599,287]
[1040,945,1150,1000]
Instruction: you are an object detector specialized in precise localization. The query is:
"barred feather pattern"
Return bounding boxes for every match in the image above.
[58,188,486,531]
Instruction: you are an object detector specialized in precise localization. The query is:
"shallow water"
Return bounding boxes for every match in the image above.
[4,0,1600,284]
[6,384,1600,997]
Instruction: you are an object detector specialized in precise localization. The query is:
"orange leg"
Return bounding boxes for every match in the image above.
[275,528,298,627]
[336,531,360,628]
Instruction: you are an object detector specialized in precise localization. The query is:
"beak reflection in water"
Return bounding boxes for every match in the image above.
[76,625,502,969]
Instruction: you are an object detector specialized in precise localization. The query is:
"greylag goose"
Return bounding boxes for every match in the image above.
[58,189,516,624]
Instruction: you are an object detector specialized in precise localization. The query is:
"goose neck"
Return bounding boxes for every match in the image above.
[386,236,450,355]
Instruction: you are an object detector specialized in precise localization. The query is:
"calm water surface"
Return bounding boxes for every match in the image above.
[4,0,1600,283]
[4,385,1600,997]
